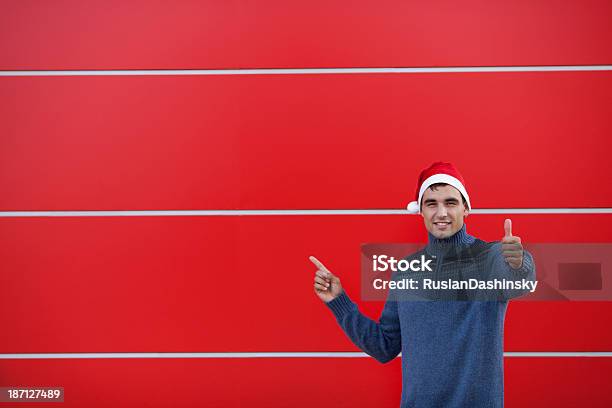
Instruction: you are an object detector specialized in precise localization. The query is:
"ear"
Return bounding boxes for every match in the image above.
[463,205,469,218]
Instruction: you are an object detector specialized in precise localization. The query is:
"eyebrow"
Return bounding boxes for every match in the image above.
[424,197,460,204]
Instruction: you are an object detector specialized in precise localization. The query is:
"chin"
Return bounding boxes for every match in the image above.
[431,231,448,239]
[432,227,457,239]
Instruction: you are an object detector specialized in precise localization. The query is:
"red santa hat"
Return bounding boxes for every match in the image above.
[406,162,471,214]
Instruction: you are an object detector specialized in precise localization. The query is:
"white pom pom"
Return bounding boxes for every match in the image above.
[406,201,420,214]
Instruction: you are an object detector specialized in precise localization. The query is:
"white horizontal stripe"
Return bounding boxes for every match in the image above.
[470,208,612,214]
[504,352,612,357]
[1,65,611,77]
[1,208,611,217]
[1,352,611,359]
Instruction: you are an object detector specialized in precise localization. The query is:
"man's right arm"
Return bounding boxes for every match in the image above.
[326,290,401,363]
[311,256,401,364]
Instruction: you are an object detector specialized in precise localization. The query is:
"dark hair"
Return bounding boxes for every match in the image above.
[426,183,469,209]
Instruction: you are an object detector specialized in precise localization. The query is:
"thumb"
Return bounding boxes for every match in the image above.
[504,218,513,238]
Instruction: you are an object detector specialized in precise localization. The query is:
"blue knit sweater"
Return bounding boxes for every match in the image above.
[326,225,535,407]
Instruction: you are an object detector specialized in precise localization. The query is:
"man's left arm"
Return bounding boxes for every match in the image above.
[487,218,537,300]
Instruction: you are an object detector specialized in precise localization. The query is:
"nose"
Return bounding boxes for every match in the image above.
[436,204,448,218]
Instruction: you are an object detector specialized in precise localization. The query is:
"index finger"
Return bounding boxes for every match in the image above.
[309,256,330,272]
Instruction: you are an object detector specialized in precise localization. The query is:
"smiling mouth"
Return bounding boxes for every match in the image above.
[434,222,451,226]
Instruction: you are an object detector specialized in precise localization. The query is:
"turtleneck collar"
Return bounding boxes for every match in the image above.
[426,223,475,256]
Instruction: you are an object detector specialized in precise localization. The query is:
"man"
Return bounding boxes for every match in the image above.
[311,161,536,407]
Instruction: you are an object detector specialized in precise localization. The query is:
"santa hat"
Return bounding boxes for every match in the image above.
[406,162,471,214]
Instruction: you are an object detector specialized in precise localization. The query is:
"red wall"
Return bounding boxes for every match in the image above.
[1,1,611,406]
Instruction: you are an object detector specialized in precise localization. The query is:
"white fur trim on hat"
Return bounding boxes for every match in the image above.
[406,174,471,214]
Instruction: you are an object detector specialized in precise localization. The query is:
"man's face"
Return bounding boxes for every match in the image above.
[421,184,469,239]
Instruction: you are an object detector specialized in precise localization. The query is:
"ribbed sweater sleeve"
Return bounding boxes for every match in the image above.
[325,290,402,363]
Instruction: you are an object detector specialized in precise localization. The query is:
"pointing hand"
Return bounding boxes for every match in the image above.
[310,256,343,303]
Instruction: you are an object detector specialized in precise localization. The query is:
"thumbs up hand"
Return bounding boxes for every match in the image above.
[310,256,344,303]
[502,219,524,269]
